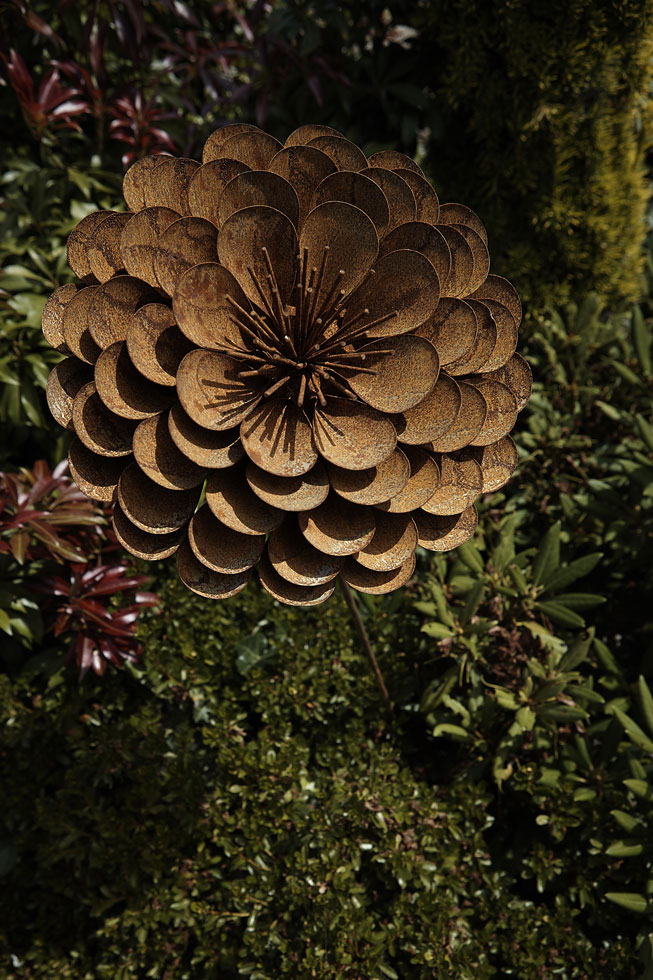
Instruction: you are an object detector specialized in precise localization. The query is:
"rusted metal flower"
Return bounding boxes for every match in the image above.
[42,123,531,606]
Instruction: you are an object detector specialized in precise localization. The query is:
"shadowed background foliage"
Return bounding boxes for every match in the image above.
[2,1,653,977]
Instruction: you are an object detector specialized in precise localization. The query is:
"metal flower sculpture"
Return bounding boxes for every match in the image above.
[42,123,531,607]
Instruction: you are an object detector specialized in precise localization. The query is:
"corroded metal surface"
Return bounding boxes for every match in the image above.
[42,124,531,604]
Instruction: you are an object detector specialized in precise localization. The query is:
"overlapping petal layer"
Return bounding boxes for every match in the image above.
[42,124,531,605]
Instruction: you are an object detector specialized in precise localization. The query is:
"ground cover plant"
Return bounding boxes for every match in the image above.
[1,2,653,977]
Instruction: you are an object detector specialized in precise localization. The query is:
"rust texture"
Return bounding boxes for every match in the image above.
[42,124,531,605]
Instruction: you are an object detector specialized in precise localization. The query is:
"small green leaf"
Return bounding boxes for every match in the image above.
[560,629,594,671]
[457,541,484,574]
[421,622,454,640]
[636,415,653,454]
[533,521,560,587]
[613,361,644,388]
[536,600,585,628]
[605,892,648,913]
[432,722,471,740]
[638,676,653,737]
[613,708,653,753]
[542,553,603,592]
[605,840,644,857]
[611,809,640,833]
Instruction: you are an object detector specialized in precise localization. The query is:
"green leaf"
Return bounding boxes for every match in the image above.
[535,600,585,628]
[0,609,13,635]
[533,521,560,587]
[605,839,644,857]
[432,722,471,740]
[542,553,603,592]
[636,415,653,454]
[624,779,652,799]
[639,676,653,737]
[421,622,454,640]
[613,361,644,388]
[605,892,648,913]
[560,629,594,671]
[457,541,484,574]
[612,708,653,752]
[611,809,640,833]
[460,580,485,625]
[520,621,568,656]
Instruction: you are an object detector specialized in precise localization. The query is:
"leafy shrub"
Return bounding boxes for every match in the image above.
[0,459,157,677]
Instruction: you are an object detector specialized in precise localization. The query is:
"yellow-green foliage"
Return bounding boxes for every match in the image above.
[416,0,653,312]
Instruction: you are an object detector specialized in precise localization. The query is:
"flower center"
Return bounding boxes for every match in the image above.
[215,245,396,409]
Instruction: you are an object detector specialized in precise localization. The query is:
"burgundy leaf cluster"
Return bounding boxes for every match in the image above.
[1,459,159,678]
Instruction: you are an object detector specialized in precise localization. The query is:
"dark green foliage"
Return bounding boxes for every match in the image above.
[0,579,637,978]
[2,2,653,976]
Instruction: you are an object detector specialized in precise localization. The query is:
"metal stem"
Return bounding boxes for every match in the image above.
[338,575,393,719]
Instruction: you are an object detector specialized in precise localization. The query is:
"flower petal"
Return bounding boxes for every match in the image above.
[126,303,193,387]
[63,286,101,364]
[173,262,248,351]
[168,401,244,469]
[364,167,416,232]
[341,553,415,595]
[347,335,438,413]
[470,436,519,492]
[367,150,423,174]
[356,511,417,571]
[86,212,130,282]
[438,203,488,245]
[473,300,518,371]
[422,452,483,515]
[449,223,489,294]
[285,124,343,146]
[217,171,299,230]
[67,211,111,281]
[437,226,474,297]
[203,124,263,162]
[72,381,136,457]
[394,169,439,223]
[118,461,200,533]
[68,437,125,501]
[394,373,461,445]
[414,506,478,551]
[328,447,409,505]
[380,221,450,286]
[313,396,396,470]
[482,353,532,411]
[470,274,521,327]
[268,519,343,585]
[427,381,487,452]
[218,131,283,169]
[246,460,329,512]
[218,205,298,307]
[445,299,497,375]
[312,171,389,237]
[133,412,206,489]
[176,538,251,597]
[416,298,477,366]
[176,349,261,431]
[46,357,92,429]
[268,145,336,228]
[89,276,157,349]
[95,342,174,419]
[299,201,378,305]
[188,504,264,573]
[120,206,180,286]
[206,464,284,534]
[307,135,367,171]
[375,446,439,513]
[468,380,518,445]
[240,399,317,477]
[113,504,183,559]
[123,156,199,215]
[188,159,251,225]
[42,283,78,352]
[258,556,335,606]
[299,494,375,555]
[153,216,218,296]
[343,249,439,339]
